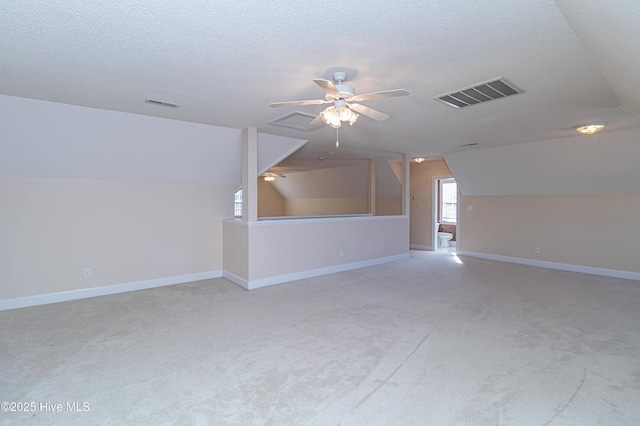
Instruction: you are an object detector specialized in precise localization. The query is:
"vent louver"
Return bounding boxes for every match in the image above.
[435,77,522,109]
[145,99,180,108]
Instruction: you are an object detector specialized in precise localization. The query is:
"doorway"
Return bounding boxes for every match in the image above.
[432,177,458,251]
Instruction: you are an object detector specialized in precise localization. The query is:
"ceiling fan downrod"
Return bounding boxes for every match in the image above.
[332,71,347,84]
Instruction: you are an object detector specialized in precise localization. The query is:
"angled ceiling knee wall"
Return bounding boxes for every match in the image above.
[0,95,307,185]
[444,128,640,196]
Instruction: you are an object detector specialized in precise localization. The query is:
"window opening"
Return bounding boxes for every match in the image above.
[440,179,457,224]
[234,188,243,218]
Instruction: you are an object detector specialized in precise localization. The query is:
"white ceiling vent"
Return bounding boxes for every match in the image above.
[434,77,522,109]
[145,99,180,108]
[269,111,324,132]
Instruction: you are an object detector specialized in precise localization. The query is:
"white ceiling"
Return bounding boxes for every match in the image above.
[2,0,639,166]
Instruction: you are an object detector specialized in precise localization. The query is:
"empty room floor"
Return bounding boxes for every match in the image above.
[2,251,640,425]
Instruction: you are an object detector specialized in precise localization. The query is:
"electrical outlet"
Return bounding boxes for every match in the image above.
[84,268,92,278]
[339,250,344,257]
[534,247,540,254]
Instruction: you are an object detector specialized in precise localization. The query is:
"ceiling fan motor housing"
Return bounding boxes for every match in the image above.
[335,84,355,96]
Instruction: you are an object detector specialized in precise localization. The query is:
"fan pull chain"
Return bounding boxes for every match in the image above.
[336,127,339,148]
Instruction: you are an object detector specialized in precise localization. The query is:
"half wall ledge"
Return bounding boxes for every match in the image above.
[222,215,410,289]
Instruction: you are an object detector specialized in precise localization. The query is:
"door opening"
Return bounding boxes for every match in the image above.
[432,177,458,251]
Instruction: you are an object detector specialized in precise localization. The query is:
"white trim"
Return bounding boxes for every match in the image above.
[223,215,407,227]
[258,213,373,221]
[432,177,438,251]
[0,270,223,311]
[410,244,433,251]
[222,270,249,290]
[224,254,410,291]
[457,251,640,281]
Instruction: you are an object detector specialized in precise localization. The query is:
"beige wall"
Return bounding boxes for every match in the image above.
[0,176,234,300]
[246,216,409,281]
[460,194,640,273]
[221,220,249,280]
[222,216,409,288]
[284,198,368,216]
[258,178,285,217]
[376,197,402,215]
[410,159,452,248]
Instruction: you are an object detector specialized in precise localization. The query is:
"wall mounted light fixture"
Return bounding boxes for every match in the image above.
[575,123,606,135]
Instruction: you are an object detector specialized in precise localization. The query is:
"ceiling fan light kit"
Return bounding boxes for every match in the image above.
[320,105,359,128]
[270,70,409,130]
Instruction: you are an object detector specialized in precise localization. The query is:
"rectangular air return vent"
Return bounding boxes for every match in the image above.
[434,77,522,109]
[269,111,324,132]
[145,99,180,108]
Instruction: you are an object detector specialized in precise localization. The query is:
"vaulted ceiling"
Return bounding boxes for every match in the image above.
[2,0,639,167]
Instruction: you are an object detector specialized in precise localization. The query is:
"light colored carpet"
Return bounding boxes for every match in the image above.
[1,250,640,425]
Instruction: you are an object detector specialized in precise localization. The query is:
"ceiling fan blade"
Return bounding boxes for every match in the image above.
[313,79,341,97]
[349,89,409,102]
[310,113,324,126]
[270,99,330,108]
[348,103,389,121]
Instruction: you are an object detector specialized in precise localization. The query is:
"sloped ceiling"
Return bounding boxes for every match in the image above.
[1,0,639,168]
[445,128,640,196]
[376,161,402,198]
[0,95,306,185]
[273,162,369,200]
[554,0,640,116]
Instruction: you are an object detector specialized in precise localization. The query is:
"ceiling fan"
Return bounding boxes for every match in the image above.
[270,71,409,128]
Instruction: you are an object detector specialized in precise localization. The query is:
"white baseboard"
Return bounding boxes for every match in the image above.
[224,253,411,290]
[0,270,223,311]
[410,244,433,251]
[222,271,249,290]
[457,251,640,281]
[1,254,412,310]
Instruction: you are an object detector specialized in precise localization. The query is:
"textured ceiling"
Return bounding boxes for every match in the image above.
[1,0,639,166]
